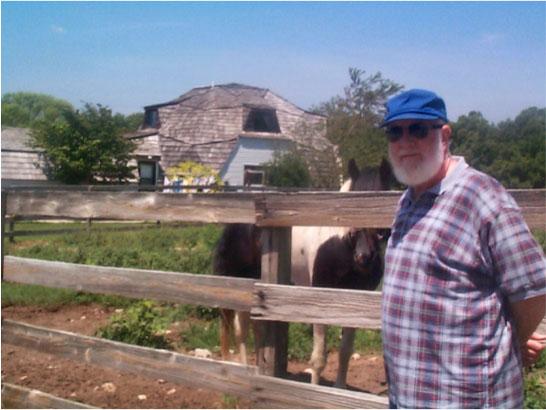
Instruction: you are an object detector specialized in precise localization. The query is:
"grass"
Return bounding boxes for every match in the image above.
[1,282,135,310]
[5,222,222,273]
[525,352,546,408]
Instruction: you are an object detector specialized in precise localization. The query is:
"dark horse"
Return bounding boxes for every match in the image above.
[213,158,392,387]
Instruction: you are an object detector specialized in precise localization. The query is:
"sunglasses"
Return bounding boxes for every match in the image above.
[385,123,443,143]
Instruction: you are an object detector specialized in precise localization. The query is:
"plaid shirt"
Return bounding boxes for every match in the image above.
[382,157,546,408]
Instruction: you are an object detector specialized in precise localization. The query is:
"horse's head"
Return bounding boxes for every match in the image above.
[341,158,391,278]
[345,158,393,192]
[344,228,381,271]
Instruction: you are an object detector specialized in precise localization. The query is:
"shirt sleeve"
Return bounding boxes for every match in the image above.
[488,206,546,303]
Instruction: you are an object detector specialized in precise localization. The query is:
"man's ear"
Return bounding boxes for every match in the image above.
[441,124,452,148]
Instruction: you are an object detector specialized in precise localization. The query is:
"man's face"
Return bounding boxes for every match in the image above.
[386,120,447,188]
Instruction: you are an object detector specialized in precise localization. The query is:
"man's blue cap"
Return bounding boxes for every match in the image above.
[381,89,448,127]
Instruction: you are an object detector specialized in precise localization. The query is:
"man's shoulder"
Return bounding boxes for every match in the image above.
[456,166,518,210]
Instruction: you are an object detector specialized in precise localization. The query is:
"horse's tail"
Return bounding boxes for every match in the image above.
[220,308,235,360]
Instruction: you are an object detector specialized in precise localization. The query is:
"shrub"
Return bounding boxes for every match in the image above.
[263,150,312,188]
[96,301,170,349]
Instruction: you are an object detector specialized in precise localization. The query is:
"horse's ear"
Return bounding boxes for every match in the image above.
[348,159,360,181]
[379,158,393,189]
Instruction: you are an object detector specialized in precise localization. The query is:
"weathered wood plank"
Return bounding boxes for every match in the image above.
[255,191,401,228]
[255,189,546,229]
[3,256,255,311]
[252,283,382,329]
[2,320,257,398]
[5,189,544,228]
[3,321,389,409]
[250,283,546,334]
[7,256,540,333]
[510,189,546,229]
[1,191,7,279]
[5,190,257,223]
[1,383,96,409]
[256,228,291,377]
[252,375,388,409]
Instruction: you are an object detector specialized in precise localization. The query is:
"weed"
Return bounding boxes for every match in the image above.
[96,300,170,349]
[524,372,546,409]
[287,323,313,360]
[178,321,220,352]
[222,394,240,408]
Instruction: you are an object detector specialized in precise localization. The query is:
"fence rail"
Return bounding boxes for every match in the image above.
[4,188,545,228]
[4,256,256,312]
[5,255,545,334]
[2,187,545,408]
[1,383,97,409]
[3,320,389,409]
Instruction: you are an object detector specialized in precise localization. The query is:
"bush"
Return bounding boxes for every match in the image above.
[263,150,312,188]
[96,301,170,349]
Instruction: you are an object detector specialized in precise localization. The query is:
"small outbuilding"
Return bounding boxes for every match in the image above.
[128,83,340,188]
[1,127,52,188]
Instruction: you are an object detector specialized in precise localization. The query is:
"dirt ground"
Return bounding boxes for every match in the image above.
[1,304,387,408]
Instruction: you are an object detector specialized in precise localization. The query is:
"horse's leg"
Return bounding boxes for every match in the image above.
[220,308,234,361]
[309,324,327,385]
[251,318,263,364]
[335,326,356,389]
[234,311,250,365]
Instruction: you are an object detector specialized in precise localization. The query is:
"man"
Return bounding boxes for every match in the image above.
[381,89,546,408]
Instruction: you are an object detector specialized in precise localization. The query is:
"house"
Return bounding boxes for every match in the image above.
[128,83,340,188]
[1,127,52,187]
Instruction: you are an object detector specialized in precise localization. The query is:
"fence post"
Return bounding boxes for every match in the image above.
[257,227,291,377]
[1,191,7,280]
[8,217,15,243]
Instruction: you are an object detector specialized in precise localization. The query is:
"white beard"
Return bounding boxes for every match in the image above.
[389,135,445,187]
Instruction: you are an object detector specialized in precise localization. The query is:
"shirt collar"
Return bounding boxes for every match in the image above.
[427,156,468,196]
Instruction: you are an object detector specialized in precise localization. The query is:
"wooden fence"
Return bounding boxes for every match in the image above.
[2,188,545,408]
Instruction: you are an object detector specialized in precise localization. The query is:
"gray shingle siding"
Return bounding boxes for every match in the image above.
[130,83,338,187]
[1,127,50,182]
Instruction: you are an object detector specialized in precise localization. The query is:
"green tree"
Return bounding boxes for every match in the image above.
[451,108,545,188]
[314,68,403,123]
[263,150,312,188]
[312,68,403,177]
[30,103,136,184]
[113,112,144,132]
[1,92,73,128]
[450,111,498,168]
[495,107,545,188]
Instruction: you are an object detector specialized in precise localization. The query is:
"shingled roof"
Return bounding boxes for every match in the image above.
[130,83,339,187]
[1,127,48,182]
[1,127,40,152]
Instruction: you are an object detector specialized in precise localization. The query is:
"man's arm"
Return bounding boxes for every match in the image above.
[510,294,546,366]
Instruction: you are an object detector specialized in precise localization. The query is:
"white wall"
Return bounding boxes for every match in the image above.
[220,137,293,185]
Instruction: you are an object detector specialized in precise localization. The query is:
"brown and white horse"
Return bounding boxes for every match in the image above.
[213,158,392,387]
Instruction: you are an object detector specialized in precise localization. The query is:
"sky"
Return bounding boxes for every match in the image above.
[2,1,545,124]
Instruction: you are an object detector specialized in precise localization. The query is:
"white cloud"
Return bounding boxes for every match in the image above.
[51,25,66,34]
[479,32,504,45]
